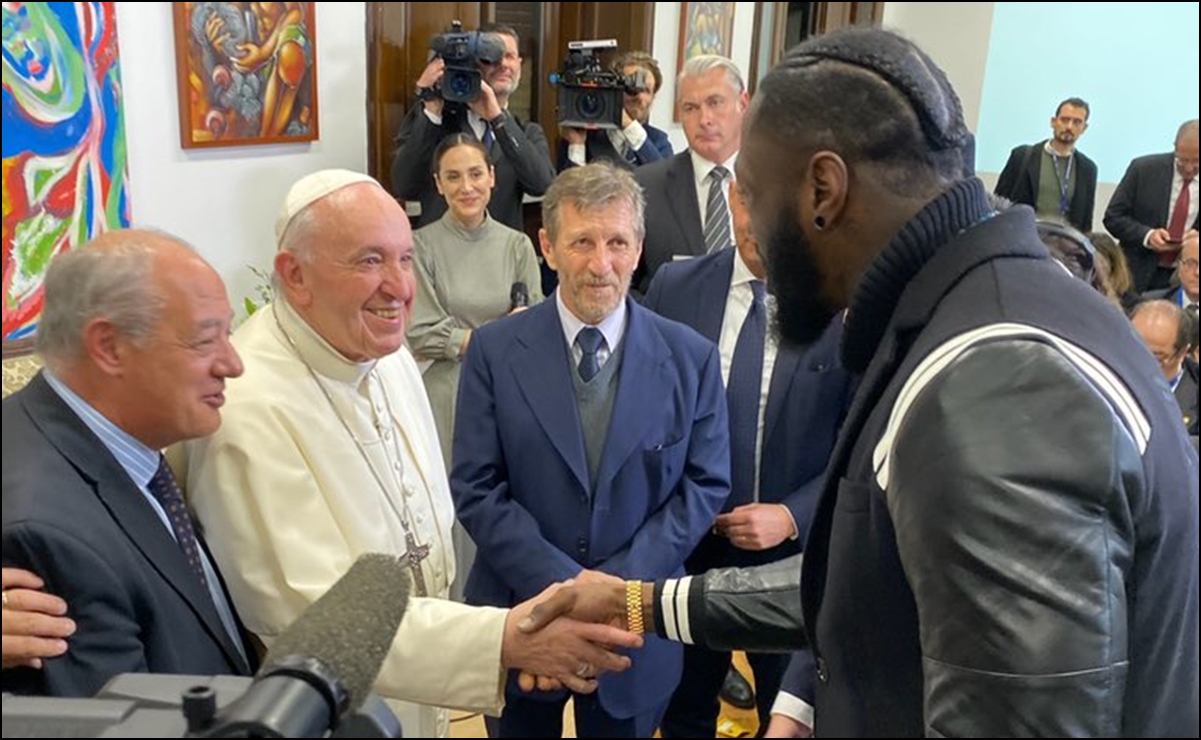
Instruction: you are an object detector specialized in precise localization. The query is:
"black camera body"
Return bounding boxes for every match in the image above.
[554,40,647,130]
[429,21,505,103]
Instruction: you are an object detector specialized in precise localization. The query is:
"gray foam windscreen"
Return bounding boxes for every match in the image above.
[259,553,411,708]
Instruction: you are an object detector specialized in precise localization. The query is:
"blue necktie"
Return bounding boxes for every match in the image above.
[726,281,766,507]
[577,327,605,382]
[148,455,209,589]
[482,123,495,154]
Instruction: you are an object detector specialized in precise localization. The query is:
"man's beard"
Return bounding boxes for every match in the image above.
[762,205,839,348]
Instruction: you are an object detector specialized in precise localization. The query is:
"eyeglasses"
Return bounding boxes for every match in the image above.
[1175,156,1200,169]
[1180,258,1199,272]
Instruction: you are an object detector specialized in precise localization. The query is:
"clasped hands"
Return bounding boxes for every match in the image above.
[502,570,637,694]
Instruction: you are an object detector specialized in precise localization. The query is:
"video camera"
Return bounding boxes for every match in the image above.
[552,40,649,129]
[429,21,506,104]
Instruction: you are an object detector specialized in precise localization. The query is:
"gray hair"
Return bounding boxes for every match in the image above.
[542,163,646,243]
[677,54,745,100]
[36,230,188,368]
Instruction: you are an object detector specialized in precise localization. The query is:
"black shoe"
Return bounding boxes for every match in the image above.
[720,666,756,710]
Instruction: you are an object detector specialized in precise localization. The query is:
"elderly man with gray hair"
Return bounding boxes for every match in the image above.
[634,54,749,294]
[451,162,730,737]
[174,169,640,737]
[3,230,251,697]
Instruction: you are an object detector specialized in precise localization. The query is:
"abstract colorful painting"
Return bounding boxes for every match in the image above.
[2,1,131,349]
[173,2,319,148]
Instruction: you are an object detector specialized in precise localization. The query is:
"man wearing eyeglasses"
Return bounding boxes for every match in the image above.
[1105,119,1200,293]
[995,98,1097,233]
[1131,300,1199,436]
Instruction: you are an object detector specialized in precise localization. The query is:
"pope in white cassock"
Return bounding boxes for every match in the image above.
[173,170,641,736]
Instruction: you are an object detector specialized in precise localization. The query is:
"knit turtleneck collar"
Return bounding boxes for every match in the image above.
[841,178,994,373]
[440,209,494,242]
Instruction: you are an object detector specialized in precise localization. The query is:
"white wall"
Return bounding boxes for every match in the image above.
[115,3,368,309]
[881,2,995,132]
[649,1,758,153]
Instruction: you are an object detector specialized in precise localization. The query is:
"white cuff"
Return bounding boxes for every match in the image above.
[770,690,815,728]
[568,143,587,167]
[622,121,648,151]
[423,107,443,126]
[659,576,695,645]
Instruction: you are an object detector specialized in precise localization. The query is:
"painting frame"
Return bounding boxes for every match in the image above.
[677,2,737,72]
[172,2,320,149]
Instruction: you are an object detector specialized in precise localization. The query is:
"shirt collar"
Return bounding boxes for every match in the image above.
[555,289,627,353]
[272,296,376,387]
[42,370,160,488]
[692,150,739,189]
[730,248,759,288]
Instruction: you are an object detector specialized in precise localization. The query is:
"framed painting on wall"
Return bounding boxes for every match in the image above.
[172,2,319,149]
[2,1,132,355]
[678,2,737,70]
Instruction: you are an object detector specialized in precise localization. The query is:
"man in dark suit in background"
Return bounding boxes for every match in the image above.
[392,24,556,231]
[1132,300,1199,435]
[559,51,673,171]
[645,185,853,738]
[1104,119,1199,293]
[634,55,749,294]
[452,163,730,737]
[994,97,1097,232]
[2,231,252,697]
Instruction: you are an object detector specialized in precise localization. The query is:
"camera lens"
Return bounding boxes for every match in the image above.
[577,92,605,120]
[447,71,472,98]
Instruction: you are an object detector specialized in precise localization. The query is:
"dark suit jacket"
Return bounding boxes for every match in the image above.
[643,248,854,569]
[1178,358,1199,436]
[634,151,707,294]
[993,142,1098,232]
[1104,152,1200,293]
[1,374,251,697]
[391,104,555,231]
[451,298,730,719]
[556,123,673,171]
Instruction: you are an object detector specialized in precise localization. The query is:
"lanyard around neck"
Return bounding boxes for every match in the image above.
[1048,146,1074,216]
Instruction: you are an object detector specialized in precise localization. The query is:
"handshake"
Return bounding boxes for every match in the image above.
[502,570,646,694]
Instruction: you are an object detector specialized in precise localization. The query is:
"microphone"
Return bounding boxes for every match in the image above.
[510,281,529,310]
[199,553,411,737]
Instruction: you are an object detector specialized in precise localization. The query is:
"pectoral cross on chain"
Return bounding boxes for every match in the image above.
[402,530,432,596]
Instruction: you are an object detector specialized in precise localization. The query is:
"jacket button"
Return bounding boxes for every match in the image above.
[576,537,588,556]
[816,657,829,683]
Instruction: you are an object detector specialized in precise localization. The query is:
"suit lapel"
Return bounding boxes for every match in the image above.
[1153,156,1176,224]
[594,302,672,504]
[22,375,250,675]
[667,154,706,256]
[763,347,801,447]
[512,302,591,495]
[694,250,734,342]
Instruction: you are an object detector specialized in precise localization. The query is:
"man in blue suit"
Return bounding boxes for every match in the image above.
[644,185,852,737]
[451,163,731,737]
[558,51,673,172]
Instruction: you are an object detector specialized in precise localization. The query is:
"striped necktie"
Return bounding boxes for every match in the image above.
[704,166,732,254]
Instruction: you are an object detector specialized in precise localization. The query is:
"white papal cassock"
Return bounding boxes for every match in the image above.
[176,298,508,736]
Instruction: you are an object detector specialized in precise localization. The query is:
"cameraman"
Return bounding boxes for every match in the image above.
[559,51,673,171]
[391,24,555,231]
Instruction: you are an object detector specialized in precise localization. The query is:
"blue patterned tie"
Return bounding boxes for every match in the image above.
[577,327,605,382]
[482,123,495,154]
[726,280,766,507]
[704,166,733,254]
[148,455,209,589]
